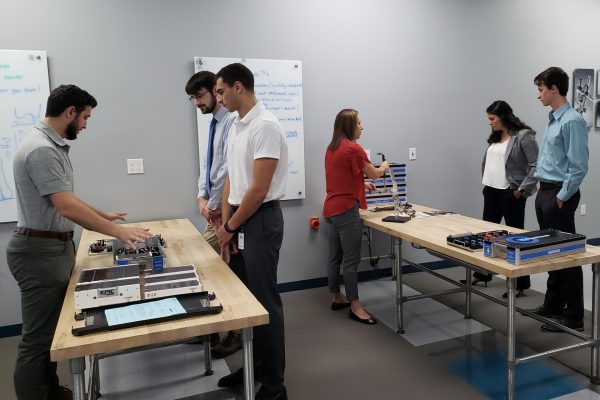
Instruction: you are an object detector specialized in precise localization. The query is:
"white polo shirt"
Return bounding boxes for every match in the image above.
[227,102,288,205]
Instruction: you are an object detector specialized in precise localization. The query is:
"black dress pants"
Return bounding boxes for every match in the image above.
[229,202,285,393]
[474,186,530,289]
[535,185,583,321]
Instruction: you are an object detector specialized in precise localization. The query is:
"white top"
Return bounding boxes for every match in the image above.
[482,140,510,189]
[227,102,289,205]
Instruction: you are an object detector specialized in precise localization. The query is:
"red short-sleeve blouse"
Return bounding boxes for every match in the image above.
[323,139,370,218]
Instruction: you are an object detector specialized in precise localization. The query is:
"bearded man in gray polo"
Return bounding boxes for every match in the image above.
[7,84,151,400]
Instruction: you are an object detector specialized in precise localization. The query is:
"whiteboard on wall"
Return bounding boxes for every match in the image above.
[0,50,50,222]
[193,57,306,200]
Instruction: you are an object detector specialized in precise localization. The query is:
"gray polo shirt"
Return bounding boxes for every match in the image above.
[13,121,75,232]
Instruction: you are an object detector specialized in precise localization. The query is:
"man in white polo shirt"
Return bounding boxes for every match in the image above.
[215,63,288,400]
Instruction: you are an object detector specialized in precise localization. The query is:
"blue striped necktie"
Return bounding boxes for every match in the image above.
[205,117,217,196]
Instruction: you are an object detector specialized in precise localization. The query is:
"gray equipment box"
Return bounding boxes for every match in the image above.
[113,235,165,272]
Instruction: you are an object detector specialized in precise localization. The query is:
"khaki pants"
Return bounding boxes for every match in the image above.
[204,223,220,254]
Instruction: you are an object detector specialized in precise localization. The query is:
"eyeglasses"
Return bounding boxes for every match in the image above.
[188,90,210,102]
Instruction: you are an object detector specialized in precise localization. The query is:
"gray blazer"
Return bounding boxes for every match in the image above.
[482,128,539,197]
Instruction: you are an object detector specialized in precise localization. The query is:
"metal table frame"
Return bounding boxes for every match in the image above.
[384,233,600,400]
[67,328,255,400]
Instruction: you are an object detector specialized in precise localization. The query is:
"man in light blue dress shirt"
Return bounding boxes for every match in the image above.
[185,71,243,357]
[528,67,589,332]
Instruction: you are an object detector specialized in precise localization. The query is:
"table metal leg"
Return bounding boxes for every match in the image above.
[506,277,516,400]
[465,267,472,319]
[592,263,600,384]
[390,235,396,280]
[86,355,100,400]
[394,237,404,333]
[69,357,86,400]
[242,327,254,400]
[203,335,213,376]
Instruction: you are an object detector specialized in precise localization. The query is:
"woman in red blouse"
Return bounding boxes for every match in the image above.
[323,109,389,325]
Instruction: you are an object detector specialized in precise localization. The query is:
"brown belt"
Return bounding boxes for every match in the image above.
[15,228,74,241]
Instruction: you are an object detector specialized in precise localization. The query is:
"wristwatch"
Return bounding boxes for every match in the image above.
[519,189,525,194]
[224,221,236,234]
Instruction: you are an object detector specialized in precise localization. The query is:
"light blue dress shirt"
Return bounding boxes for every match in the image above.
[198,106,236,210]
[534,103,588,201]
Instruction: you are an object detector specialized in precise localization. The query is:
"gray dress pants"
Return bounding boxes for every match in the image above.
[229,202,285,394]
[327,203,361,300]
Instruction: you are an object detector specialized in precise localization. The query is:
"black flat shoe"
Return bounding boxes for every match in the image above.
[459,278,489,287]
[502,289,526,298]
[349,309,377,325]
[331,302,351,311]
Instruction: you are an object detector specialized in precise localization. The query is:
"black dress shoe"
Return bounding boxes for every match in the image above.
[331,302,351,311]
[525,305,563,319]
[349,309,377,325]
[541,318,584,333]
[256,385,287,400]
[217,367,263,388]
[212,331,242,358]
[217,368,244,388]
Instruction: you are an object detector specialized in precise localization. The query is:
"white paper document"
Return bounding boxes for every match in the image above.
[105,297,186,326]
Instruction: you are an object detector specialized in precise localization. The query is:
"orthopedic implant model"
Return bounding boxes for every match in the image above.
[377,152,412,222]
[575,75,593,115]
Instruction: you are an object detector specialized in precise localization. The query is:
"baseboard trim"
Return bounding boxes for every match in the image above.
[277,259,455,293]
[0,324,22,339]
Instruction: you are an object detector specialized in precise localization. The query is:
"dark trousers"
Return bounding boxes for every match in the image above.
[229,203,285,393]
[7,234,75,400]
[326,203,361,300]
[475,186,530,289]
[535,185,583,320]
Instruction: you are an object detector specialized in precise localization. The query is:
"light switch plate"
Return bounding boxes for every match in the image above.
[127,159,144,174]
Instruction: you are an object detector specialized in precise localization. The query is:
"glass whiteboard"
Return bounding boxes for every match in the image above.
[0,50,50,222]
[193,56,306,200]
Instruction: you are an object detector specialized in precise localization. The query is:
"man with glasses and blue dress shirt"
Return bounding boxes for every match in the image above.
[528,66,589,333]
[185,71,244,358]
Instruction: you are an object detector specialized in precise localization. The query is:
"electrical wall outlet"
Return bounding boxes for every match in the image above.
[409,147,416,161]
[127,159,144,174]
[581,204,586,216]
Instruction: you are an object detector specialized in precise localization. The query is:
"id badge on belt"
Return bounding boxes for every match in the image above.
[238,225,245,250]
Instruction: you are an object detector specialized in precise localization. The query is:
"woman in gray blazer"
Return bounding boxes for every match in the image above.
[462,100,539,297]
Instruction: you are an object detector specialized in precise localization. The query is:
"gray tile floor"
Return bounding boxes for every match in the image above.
[359,270,600,400]
[2,269,600,399]
[360,278,491,346]
[93,344,232,399]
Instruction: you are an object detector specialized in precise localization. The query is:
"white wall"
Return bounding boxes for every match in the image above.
[1,0,600,326]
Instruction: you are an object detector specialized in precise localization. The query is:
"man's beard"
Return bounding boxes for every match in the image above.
[65,120,78,140]
[200,96,216,114]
